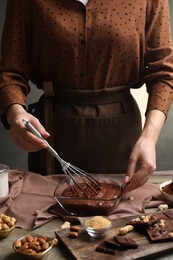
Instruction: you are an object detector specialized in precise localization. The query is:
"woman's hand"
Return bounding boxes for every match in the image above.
[124,135,156,192]
[124,109,166,192]
[6,104,50,152]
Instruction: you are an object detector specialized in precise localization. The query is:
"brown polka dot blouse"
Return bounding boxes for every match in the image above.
[0,0,173,118]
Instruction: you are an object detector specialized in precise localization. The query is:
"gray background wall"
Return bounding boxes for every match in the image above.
[0,0,173,171]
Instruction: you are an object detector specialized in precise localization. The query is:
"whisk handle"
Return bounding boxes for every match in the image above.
[22,119,59,159]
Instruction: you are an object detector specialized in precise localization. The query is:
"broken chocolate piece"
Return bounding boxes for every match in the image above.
[162,210,173,219]
[104,237,120,249]
[124,237,139,249]
[128,214,159,227]
[95,241,116,255]
[114,236,138,249]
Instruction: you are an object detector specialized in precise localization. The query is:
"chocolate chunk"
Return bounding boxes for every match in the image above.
[153,210,173,222]
[114,236,128,247]
[106,247,116,255]
[162,210,173,219]
[114,236,138,249]
[104,237,120,249]
[95,241,116,255]
[125,237,139,249]
[128,214,159,227]
[155,213,170,221]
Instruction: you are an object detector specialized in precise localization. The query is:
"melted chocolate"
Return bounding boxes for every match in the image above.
[162,182,173,195]
[61,183,120,216]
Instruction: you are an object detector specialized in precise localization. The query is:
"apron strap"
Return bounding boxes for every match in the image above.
[43,81,55,175]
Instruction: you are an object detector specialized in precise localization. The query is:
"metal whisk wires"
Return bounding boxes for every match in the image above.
[22,119,101,197]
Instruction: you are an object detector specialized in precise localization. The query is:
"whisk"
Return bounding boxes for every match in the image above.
[22,119,101,197]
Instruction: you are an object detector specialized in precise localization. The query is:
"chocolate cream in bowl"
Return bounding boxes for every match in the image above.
[61,182,121,216]
[162,182,173,195]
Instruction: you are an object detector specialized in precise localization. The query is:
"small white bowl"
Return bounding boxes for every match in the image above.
[159,180,173,203]
[84,216,112,238]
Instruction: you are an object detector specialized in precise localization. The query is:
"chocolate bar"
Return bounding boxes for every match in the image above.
[95,236,138,255]
[146,210,173,242]
[95,241,116,255]
[114,236,138,249]
[160,209,173,220]
[146,218,173,242]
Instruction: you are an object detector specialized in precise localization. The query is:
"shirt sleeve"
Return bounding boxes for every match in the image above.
[144,0,173,117]
[0,0,31,126]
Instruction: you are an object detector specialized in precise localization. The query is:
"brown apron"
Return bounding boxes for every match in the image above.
[28,83,142,175]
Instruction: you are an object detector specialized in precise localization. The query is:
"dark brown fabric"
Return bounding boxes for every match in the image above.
[28,88,142,174]
[28,82,55,175]
[43,82,55,175]
[0,0,173,119]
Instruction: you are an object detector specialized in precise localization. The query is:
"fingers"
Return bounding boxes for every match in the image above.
[10,126,47,152]
[124,156,137,184]
[26,117,50,139]
[124,162,156,193]
[9,112,50,152]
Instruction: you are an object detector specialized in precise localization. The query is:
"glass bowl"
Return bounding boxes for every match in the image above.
[13,234,55,259]
[159,180,173,203]
[84,216,112,238]
[54,176,121,216]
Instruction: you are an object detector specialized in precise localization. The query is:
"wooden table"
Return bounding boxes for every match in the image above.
[1,171,173,260]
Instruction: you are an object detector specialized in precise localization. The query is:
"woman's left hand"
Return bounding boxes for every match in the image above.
[123,135,156,192]
[123,109,166,193]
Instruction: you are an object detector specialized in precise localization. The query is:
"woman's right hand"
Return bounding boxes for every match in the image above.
[6,104,50,152]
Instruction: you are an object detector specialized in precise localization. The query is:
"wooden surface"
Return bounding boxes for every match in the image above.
[1,171,173,260]
[55,211,173,260]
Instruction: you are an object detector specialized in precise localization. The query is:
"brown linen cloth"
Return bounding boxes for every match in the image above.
[0,170,169,230]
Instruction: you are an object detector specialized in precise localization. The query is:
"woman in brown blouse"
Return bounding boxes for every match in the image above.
[0,0,173,192]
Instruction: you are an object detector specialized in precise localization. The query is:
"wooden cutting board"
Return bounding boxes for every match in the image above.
[55,213,173,260]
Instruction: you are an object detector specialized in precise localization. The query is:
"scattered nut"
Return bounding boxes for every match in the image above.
[128,196,134,201]
[69,231,78,238]
[132,217,140,222]
[70,226,81,232]
[34,210,40,216]
[119,225,134,235]
[158,204,169,211]
[60,221,71,229]
[52,238,58,246]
